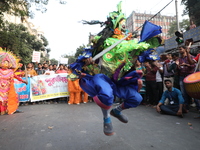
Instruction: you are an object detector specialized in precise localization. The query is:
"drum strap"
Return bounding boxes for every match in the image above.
[194,59,200,72]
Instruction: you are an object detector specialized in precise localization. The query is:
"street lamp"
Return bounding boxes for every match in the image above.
[175,0,180,31]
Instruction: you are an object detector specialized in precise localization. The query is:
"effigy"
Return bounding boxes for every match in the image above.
[70,1,162,136]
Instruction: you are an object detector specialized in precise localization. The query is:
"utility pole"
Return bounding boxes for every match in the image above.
[175,0,180,31]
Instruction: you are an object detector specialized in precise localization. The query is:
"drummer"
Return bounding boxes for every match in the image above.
[178,46,196,111]
[186,47,200,116]
[186,47,200,66]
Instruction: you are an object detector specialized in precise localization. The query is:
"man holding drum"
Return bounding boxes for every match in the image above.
[186,47,200,116]
[186,47,200,67]
[178,46,196,111]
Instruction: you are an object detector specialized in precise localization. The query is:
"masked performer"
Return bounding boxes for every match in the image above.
[0,48,27,115]
[71,2,162,136]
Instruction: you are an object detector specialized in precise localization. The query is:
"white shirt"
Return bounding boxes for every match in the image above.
[156,66,163,82]
[44,70,55,75]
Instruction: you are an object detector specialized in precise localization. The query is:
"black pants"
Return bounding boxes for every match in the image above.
[156,82,163,104]
[146,80,157,105]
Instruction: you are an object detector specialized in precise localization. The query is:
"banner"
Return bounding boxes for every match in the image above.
[59,57,68,64]
[14,77,31,102]
[30,73,69,102]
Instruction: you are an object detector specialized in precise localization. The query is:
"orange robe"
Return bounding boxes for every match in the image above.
[80,90,89,103]
[68,78,81,104]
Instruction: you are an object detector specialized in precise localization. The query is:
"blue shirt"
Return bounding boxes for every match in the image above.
[159,87,184,105]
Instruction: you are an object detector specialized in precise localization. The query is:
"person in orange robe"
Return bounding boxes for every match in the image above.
[80,90,89,104]
[67,68,81,105]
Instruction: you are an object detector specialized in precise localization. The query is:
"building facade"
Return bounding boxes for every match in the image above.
[4,13,44,41]
[126,11,176,40]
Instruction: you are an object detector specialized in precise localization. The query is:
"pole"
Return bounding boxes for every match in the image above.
[175,0,180,31]
[24,65,28,83]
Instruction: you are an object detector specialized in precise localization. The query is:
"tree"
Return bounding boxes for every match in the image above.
[41,35,48,47]
[0,0,28,27]
[74,44,86,58]
[0,0,67,27]
[61,44,87,65]
[68,56,76,65]
[167,19,190,37]
[50,58,58,65]
[0,22,49,64]
[181,0,200,26]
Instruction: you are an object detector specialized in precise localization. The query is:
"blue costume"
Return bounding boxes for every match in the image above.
[79,71,143,110]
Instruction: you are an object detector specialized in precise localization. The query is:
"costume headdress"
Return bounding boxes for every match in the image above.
[0,47,20,69]
[73,1,162,76]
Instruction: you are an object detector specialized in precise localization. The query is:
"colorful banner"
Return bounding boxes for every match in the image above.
[30,73,69,102]
[14,77,31,102]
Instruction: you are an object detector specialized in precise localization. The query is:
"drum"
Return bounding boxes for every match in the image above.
[183,72,200,99]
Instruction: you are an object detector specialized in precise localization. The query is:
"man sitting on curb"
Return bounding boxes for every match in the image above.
[156,80,185,118]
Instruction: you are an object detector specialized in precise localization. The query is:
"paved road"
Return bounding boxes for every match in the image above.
[0,102,199,150]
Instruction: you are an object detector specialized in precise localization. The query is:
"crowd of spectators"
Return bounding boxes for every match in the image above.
[15,46,200,118]
[139,46,200,118]
[15,62,92,106]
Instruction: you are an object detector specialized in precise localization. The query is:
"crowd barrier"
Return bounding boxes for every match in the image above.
[14,73,69,102]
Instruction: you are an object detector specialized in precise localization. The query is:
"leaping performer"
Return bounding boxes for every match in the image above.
[70,1,162,136]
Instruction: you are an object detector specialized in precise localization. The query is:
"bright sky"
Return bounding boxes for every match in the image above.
[30,0,187,60]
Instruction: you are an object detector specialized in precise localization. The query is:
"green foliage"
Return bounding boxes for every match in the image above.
[46,48,51,53]
[40,55,50,64]
[50,58,58,65]
[0,22,48,64]
[0,0,28,16]
[167,19,190,37]
[74,44,86,58]
[68,56,76,65]
[41,35,48,47]
[180,19,190,31]
[61,44,87,65]
[181,0,200,26]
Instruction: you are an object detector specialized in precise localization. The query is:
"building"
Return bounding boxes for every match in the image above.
[126,11,176,40]
[4,13,44,41]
